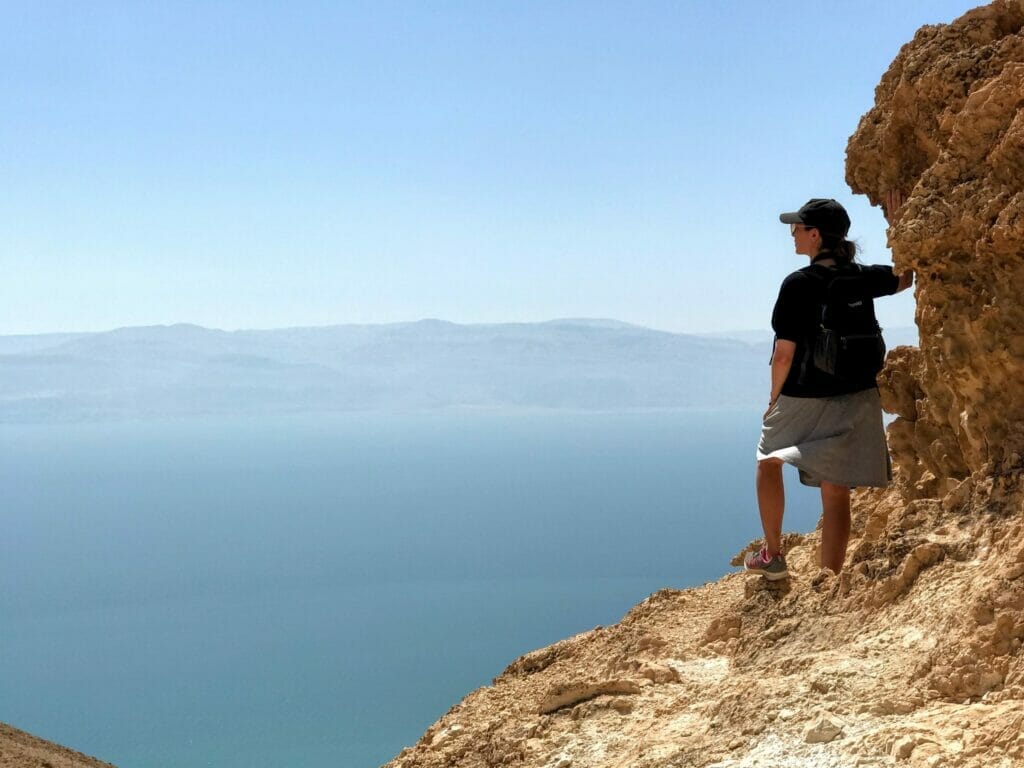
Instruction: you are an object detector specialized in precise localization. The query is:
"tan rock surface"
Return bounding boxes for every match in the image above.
[0,723,115,768]
[385,3,1024,767]
[849,0,1024,488]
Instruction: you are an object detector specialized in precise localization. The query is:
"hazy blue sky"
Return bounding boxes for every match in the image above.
[4,1,978,336]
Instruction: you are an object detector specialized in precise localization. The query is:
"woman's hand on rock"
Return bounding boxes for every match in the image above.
[883,190,906,224]
[884,190,915,291]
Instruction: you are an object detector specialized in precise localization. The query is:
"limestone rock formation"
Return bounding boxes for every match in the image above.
[384,3,1024,766]
[849,0,1024,490]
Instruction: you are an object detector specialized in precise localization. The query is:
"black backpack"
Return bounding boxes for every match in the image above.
[804,264,886,381]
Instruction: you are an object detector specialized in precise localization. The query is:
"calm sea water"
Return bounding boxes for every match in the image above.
[0,410,820,767]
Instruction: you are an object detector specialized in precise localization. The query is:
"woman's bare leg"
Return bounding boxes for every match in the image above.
[756,458,785,555]
[820,481,851,573]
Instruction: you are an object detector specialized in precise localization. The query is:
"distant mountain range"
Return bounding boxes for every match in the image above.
[0,320,918,421]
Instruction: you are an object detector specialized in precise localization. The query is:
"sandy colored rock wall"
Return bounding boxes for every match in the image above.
[850,0,1024,492]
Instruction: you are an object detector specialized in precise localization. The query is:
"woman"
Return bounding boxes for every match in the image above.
[744,193,913,579]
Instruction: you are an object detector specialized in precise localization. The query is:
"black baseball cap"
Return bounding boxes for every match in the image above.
[779,198,851,237]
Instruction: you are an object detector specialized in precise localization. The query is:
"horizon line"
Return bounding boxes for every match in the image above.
[0,317,918,340]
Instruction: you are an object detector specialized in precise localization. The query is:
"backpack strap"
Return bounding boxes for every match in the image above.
[792,266,831,385]
[800,263,838,326]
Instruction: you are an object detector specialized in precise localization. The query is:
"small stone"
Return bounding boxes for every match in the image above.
[804,713,844,744]
[741,721,765,736]
[778,708,797,721]
[429,724,463,747]
[610,698,633,714]
[892,735,918,759]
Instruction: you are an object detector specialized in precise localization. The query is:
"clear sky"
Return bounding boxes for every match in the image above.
[4,1,979,336]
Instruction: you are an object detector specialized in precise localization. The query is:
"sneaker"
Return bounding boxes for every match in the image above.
[743,546,789,580]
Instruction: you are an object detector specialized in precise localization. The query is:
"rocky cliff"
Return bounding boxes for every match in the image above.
[384,3,1024,767]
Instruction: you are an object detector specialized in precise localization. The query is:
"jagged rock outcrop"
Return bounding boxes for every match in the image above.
[849,0,1024,492]
[385,3,1024,767]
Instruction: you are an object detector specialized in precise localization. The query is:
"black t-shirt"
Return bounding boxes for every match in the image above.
[771,263,900,398]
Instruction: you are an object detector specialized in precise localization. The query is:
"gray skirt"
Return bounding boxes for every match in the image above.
[756,388,892,488]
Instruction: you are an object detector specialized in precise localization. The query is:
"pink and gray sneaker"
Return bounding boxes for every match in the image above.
[743,546,789,580]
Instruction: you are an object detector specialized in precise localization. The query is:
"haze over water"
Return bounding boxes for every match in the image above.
[1,409,821,767]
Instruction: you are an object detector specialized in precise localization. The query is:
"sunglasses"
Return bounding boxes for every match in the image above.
[790,223,817,235]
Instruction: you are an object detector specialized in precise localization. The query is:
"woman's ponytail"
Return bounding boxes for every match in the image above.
[822,234,859,264]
